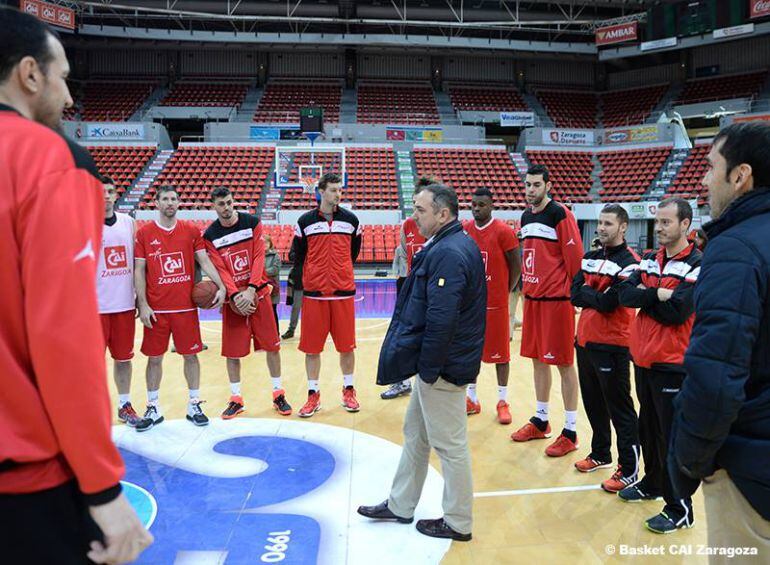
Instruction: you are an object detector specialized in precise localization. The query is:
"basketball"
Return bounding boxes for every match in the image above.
[191,281,218,309]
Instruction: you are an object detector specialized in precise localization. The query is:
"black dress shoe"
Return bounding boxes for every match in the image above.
[356,501,413,524]
[416,518,472,542]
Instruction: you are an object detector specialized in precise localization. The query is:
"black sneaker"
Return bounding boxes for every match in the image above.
[221,395,245,420]
[186,400,209,426]
[645,511,693,534]
[618,482,662,503]
[273,390,292,416]
[281,330,295,339]
[136,404,164,432]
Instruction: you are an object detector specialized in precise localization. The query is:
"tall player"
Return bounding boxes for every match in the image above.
[293,173,362,417]
[203,187,292,418]
[512,165,584,457]
[570,204,641,492]
[381,176,432,400]
[134,186,227,431]
[97,174,140,427]
[463,188,521,424]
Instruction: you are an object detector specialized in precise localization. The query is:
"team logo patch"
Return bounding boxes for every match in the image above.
[104,245,128,269]
[229,249,251,275]
[523,249,536,275]
[160,252,186,277]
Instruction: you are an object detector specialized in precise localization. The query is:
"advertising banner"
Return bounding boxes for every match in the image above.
[542,129,594,146]
[86,124,145,141]
[500,111,535,127]
[603,125,658,144]
[596,22,638,46]
[21,0,76,30]
[249,127,281,141]
[750,0,770,19]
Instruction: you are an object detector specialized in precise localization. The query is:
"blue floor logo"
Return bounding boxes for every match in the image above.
[114,419,450,564]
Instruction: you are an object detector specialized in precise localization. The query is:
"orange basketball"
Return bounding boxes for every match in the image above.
[191,281,219,309]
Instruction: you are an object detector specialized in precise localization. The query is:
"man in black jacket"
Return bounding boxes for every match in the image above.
[669,122,770,552]
[281,237,303,339]
[357,184,486,542]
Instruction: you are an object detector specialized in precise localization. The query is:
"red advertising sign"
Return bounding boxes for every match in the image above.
[751,0,770,19]
[20,0,76,30]
[596,21,638,46]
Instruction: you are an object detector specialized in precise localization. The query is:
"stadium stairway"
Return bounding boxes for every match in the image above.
[116,148,173,214]
[340,88,357,124]
[132,85,168,121]
[259,158,282,221]
[435,91,460,126]
[521,91,553,126]
[510,152,529,184]
[588,154,603,201]
[647,83,684,124]
[650,148,690,200]
[395,149,418,217]
[234,84,263,122]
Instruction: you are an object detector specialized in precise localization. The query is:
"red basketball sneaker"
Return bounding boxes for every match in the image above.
[574,456,612,473]
[299,391,321,418]
[545,434,579,457]
[466,397,481,415]
[221,395,245,420]
[496,401,512,425]
[342,386,360,412]
[511,420,552,442]
[272,389,292,416]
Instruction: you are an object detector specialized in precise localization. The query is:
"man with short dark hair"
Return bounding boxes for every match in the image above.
[618,196,701,534]
[0,7,152,564]
[359,183,486,541]
[463,187,521,424]
[670,121,770,550]
[203,187,292,418]
[381,176,435,400]
[134,185,227,431]
[512,164,584,457]
[571,204,641,493]
[291,172,363,417]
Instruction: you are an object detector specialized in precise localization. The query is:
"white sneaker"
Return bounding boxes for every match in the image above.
[136,403,164,432]
[186,400,209,426]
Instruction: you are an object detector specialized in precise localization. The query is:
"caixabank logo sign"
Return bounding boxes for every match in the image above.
[115,419,450,564]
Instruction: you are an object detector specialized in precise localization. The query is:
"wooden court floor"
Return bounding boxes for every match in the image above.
[108,310,709,565]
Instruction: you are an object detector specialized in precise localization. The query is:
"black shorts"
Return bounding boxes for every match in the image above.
[0,480,104,565]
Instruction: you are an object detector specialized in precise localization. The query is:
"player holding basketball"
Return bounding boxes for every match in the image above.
[97,174,140,427]
[512,165,584,457]
[463,188,521,424]
[381,176,432,400]
[292,173,363,417]
[203,187,292,418]
[134,186,227,431]
[570,204,641,492]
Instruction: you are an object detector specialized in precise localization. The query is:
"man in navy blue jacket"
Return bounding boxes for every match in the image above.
[669,122,770,551]
[357,184,486,542]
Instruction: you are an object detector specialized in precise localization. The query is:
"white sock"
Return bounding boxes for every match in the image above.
[118,394,131,406]
[271,377,282,391]
[497,386,507,402]
[535,401,549,422]
[188,389,200,402]
[308,379,319,392]
[230,382,241,396]
[147,389,159,404]
[467,384,478,403]
[565,410,578,432]
[343,374,354,388]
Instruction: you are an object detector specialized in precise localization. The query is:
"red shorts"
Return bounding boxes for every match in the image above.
[222,297,281,358]
[101,310,135,361]
[520,299,575,366]
[483,306,510,364]
[141,310,202,357]
[299,297,356,355]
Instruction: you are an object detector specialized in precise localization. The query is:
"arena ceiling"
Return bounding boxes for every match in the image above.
[60,0,658,43]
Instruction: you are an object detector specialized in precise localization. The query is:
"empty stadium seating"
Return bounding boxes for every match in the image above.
[448,86,528,112]
[88,145,156,197]
[160,82,249,107]
[667,144,711,205]
[253,82,341,123]
[413,148,525,208]
[357,84,439,125]
[601,85,667,127]
[525,150,593,203]
[69,82,155,122]
[598,147,670,202]
[280,147,400,210]
[676,71,768,105]
[536,89,597,129]
[145,145,274,209]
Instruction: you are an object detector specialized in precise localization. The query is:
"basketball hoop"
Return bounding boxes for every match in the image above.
[299,165,322,195]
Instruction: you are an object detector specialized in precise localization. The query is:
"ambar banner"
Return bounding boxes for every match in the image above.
[595,22,638,46]
[21,0,76,30]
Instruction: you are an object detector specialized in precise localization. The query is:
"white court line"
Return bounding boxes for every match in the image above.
[473,484,601,498]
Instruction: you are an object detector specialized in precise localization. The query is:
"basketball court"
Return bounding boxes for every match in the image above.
[110,281,708,564]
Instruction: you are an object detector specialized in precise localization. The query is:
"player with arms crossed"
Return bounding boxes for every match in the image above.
[134,186,227,431]
[203,187,292,418]
[463,188,521,424]
[512,165,584,457]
